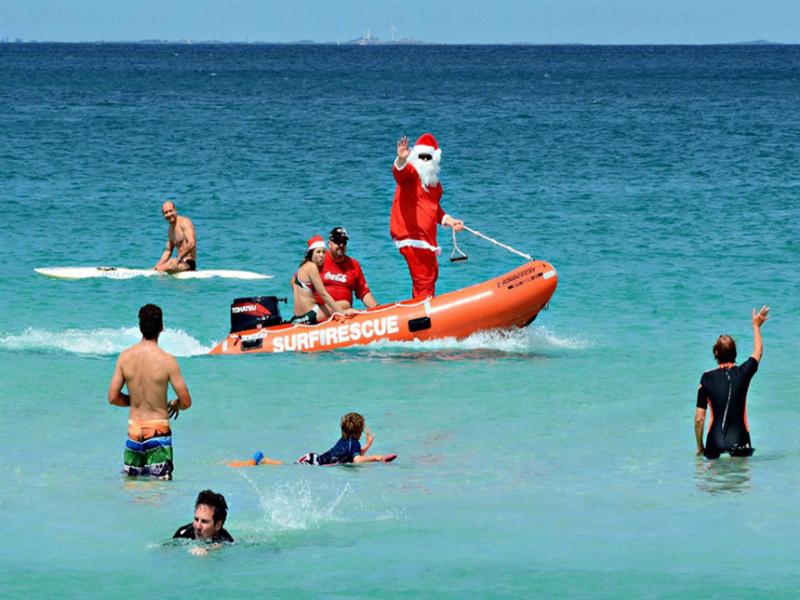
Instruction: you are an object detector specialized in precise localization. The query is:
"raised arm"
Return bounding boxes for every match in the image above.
[394,135,410,169]
[360,429,374,455]
[107,356,130,407]
[750,305,769,362]
[167,357,192,419]
[352,429,395,463]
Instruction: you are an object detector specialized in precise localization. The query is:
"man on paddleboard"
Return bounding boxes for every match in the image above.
[108,304,192,479]
[154,201,197,272]
[391,133,463,298]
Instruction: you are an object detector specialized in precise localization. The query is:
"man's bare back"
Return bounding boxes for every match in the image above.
[108,339,191,421]
[110,304,191,479]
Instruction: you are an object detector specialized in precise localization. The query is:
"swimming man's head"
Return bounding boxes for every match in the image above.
[193,489,228,540]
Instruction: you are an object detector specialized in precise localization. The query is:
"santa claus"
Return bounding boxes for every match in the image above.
[390,133,464,298]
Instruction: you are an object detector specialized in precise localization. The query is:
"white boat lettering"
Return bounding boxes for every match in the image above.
[361,320,373,338]
[231,304,258,313]
[273,315,400,353]
[240,332,265,342]
[374,318,387,336]
[327,327,339,345]
[296,332,309,351]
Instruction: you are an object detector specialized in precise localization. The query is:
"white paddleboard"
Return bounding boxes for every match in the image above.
[35,267,272,281]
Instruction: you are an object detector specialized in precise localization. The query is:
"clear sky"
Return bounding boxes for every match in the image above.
[1,0,798,44]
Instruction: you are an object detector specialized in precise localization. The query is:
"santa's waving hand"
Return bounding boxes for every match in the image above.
[390,133,464,299]
[396,136,411,164]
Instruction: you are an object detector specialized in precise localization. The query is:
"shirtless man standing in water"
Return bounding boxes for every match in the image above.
[154,201,197,272]
[108,304,192,479]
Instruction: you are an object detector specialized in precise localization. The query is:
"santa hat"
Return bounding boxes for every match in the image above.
[413,132,442,161]
[307,235,326,251]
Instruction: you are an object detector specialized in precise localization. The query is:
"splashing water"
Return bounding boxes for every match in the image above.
[0,326,213,357]
[235,469,351,533]
[362,325,592,356]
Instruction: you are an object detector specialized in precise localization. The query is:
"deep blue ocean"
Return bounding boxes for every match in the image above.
[1,44,799,598]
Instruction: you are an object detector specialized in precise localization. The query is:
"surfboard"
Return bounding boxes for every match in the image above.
[34,267,272,281]
[227,453,397,468]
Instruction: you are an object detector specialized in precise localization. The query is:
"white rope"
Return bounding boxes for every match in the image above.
[450,228,469,262]
[462,225,534,261]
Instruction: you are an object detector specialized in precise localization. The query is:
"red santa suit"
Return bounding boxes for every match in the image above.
[390,133,450,299]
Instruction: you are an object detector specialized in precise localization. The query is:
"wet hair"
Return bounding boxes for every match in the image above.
[713,334,737,364]
[195,489,228,525]
[138,304,163,340]
[340,412,365,440]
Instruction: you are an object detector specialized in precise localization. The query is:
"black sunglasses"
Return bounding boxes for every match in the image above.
[418,154,433,161]
[330,237,348,245]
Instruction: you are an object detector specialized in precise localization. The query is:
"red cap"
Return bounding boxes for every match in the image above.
[414,132,439,150]
[307,235,326,251]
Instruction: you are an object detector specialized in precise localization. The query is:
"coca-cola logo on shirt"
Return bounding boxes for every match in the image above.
[324,272,347,283]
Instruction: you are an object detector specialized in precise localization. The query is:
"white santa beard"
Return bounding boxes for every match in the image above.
[410,156,441,188]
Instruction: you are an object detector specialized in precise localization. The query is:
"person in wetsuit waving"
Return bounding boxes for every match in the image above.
[695,306,769,459]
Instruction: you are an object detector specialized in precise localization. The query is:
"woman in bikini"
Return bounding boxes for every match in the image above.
[291,235,356,324]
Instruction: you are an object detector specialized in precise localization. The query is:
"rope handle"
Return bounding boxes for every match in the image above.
[450,228,469,262]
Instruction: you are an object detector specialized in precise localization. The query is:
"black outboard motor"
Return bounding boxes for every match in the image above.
[230,296,286,333]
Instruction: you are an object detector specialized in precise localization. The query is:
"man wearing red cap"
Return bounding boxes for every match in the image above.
[391,133,464,298]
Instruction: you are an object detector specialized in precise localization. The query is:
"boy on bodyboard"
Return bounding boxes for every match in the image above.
[228,412,396,467]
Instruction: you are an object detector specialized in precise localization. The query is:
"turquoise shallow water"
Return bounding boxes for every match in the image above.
[1,44,799,597]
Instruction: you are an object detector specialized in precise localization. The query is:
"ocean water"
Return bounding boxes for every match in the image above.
[1,44,799,597]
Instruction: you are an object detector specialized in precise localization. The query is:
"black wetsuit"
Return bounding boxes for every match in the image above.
[173,523,234,544]
[696,357,759,459]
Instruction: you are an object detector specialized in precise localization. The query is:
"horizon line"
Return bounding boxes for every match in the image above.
[0,39,794,47]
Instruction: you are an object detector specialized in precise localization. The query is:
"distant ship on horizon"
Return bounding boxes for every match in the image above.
[356,29,377,46]
[346,27,424,46]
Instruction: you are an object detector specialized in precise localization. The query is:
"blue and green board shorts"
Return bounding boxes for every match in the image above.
[123,419,174,479]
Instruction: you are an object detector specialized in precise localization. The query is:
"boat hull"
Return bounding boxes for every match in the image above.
[209,260,557,355]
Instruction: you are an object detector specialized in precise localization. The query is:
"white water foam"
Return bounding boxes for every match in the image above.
[525,324,593,351]
[365,325,592,355]
[0,326,212,357]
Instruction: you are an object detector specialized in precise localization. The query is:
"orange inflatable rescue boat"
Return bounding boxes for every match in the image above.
[209,260,557,355]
